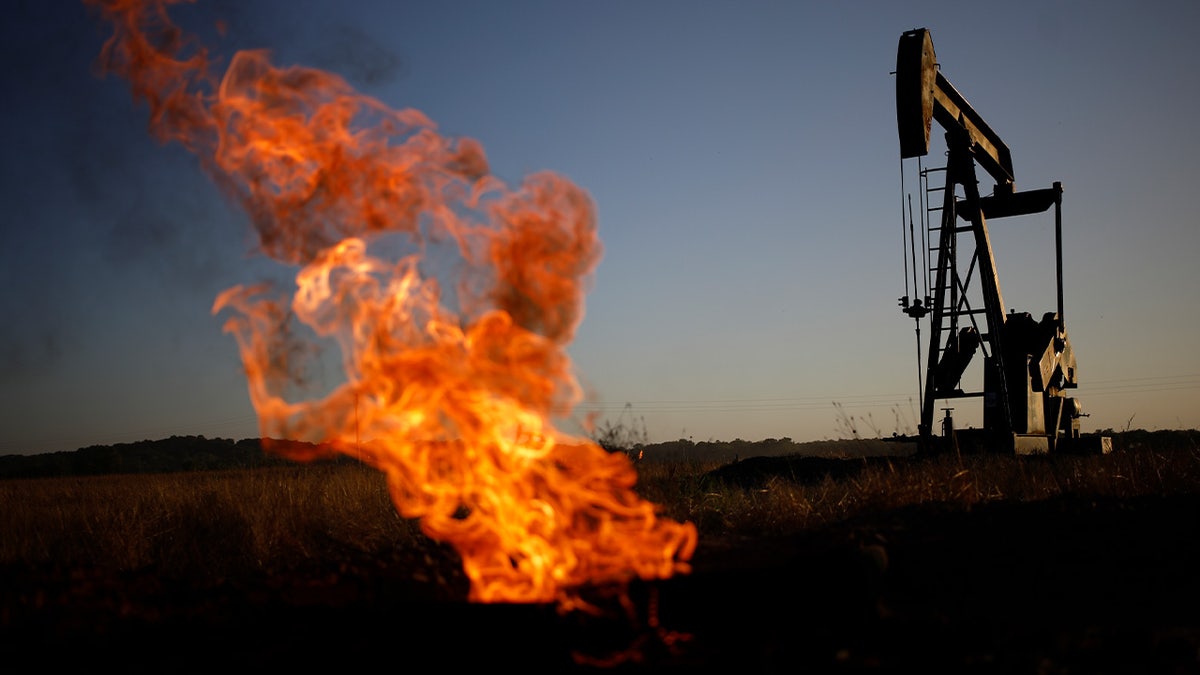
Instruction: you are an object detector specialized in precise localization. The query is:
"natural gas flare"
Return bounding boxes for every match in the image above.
[89,0,696,607]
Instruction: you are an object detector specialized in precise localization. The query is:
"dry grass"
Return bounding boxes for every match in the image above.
[0,463,433,580]
[634,444,1200,537]
[1,444,1197,583]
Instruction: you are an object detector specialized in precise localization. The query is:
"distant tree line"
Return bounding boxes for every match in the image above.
[0,429,1193,480]
[0,436,334,479]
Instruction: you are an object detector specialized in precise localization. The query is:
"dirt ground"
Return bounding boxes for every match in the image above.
[4,493,1199,674]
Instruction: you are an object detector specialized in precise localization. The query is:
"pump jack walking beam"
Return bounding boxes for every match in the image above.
[893,28,1108,455]
[896,29,1014,188]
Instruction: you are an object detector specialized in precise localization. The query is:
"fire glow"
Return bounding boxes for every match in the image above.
[90,0,696,607]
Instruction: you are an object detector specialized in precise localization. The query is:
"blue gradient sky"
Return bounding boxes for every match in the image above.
[2,0,1198,455]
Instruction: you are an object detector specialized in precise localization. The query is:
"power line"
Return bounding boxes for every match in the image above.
[563,393,918,415]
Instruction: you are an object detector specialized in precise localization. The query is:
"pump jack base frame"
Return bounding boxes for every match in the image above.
[902,428,1112,457]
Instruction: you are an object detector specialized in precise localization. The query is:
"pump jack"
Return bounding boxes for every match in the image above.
[894,28,1109,455]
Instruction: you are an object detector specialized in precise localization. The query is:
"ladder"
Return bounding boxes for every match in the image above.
[913,129,1014,437]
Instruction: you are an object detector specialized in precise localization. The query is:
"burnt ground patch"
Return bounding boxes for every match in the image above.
[3,493,1198,674]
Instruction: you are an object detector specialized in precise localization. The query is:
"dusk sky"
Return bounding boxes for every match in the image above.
[2,0,1198,456]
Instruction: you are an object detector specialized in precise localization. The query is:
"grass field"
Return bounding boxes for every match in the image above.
[2,432,1197,673]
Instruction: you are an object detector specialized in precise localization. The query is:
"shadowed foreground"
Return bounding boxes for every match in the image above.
[4,491,1198,673]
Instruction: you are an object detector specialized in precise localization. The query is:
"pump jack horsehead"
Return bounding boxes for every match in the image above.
[893,28,1110,456]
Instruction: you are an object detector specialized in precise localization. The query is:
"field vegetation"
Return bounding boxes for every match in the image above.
[1,429,1196,588]
[3,429,1198,672]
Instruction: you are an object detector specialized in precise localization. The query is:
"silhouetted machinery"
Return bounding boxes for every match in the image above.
[893,28,1109,455]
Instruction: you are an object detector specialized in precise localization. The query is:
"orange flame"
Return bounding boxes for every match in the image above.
[89,0,696,606]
